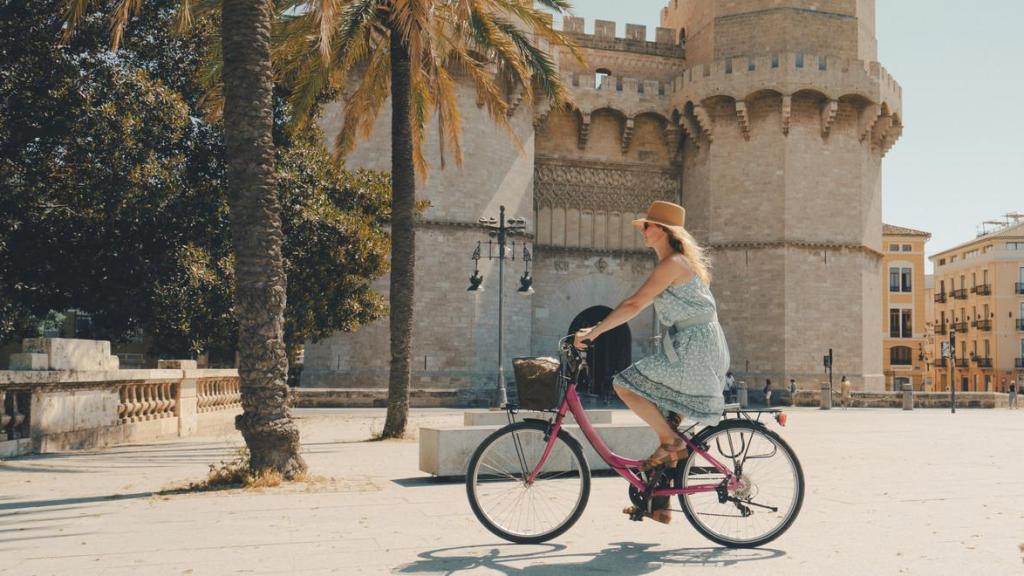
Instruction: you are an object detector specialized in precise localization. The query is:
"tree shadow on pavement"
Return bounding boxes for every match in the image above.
[396,541,784,575]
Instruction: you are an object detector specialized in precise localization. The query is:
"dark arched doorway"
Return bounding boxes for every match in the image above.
[568,306,632,404]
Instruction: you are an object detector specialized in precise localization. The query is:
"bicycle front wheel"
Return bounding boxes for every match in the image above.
[676,419,804,548]
[466,421,591,544]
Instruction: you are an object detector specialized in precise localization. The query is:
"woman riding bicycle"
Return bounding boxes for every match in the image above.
[573,200,730,523]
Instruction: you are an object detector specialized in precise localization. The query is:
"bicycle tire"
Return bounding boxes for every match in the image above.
[466,421,591,544]
[674,419,804,548]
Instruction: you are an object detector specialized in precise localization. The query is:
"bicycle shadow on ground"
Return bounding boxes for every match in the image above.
[396,541,784,575]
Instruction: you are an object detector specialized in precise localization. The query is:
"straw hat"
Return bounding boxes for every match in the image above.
[632,201,686,232]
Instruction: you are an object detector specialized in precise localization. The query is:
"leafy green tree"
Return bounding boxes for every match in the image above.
[2,0,392,475]
[276,0,577,438]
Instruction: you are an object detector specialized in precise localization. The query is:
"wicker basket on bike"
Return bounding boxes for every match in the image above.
[511,357,561,410]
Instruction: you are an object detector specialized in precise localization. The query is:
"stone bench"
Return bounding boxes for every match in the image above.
[419,423,658,477]
[462,409,613,426]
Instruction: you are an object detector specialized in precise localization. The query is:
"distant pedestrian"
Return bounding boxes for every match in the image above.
[725,371,736,403]
[789,378,797,407]
[1009,381,1018,409]
[764,378,773,407]
[840,375,851,409]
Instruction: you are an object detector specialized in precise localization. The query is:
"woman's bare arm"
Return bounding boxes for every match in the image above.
[575,256,694,347]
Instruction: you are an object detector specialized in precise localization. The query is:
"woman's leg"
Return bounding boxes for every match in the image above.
[613,383,675,443]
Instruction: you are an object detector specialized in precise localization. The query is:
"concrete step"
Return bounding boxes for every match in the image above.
[462,409,613,426]
[292,388,462,408]
[419,423,658,477]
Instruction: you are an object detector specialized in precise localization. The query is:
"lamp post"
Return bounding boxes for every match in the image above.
[467,205,532,407]
[949,327,957,414]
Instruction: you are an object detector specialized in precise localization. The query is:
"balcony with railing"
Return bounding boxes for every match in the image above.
[973,357,992,368]
[934,292,947,303]
[935,323,948,335]
[954,358,970,368]
[970,284,991,296]
[972,319,992,331]
[936,358,948,368]
[951,288,968,299]
[952,321,969,332]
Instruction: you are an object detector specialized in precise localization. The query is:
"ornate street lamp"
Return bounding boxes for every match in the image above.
[467,205,532,407]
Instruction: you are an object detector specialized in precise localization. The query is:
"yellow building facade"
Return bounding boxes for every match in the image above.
[930,220,1024,392]
[882,224,932,391]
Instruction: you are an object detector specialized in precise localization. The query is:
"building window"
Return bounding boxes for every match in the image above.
[889,267,912,292]
[1007,242,1024,250]
[889,244,900,252]
[902,244,912,252]
[890,308,912,338]
[890,346,912,365]
[938,258,946,266]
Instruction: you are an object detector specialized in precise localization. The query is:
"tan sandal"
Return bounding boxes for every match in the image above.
[639,438,688,471]
[622,505,672,524]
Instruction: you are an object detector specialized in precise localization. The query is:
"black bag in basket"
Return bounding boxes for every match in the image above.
[512,357,561,410]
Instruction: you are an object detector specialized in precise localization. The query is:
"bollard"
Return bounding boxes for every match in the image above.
[820,382,832,410]
[738,381,748,408]
[902,383,913,410]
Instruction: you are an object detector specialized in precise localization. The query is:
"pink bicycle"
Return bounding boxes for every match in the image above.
[466,334,804,547]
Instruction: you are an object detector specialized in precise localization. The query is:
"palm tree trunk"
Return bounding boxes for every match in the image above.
[381,26,415,438]
[222,0,306,476]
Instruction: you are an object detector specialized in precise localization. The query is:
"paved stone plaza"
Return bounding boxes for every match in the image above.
[2,407,1022,575]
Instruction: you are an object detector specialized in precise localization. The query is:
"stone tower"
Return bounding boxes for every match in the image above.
[660,0,902,390]
[303,0,902,397]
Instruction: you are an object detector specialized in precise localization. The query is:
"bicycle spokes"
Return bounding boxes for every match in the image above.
[680,423,804,548]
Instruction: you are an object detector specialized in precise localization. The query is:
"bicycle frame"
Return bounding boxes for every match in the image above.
[525,381,744,498]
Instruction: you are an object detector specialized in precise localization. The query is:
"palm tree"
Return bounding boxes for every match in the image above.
[61,0,307,477]
[276,0,578,438]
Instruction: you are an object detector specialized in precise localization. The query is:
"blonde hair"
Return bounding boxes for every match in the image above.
[663,226,712,285]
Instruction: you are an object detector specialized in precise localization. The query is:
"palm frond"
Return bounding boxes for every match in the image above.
[110,0,144,51]
[60,0,92,44]
[309,0,340,62]
[490,15,568,103]
[408,68,432,177]
[332,44,391,166]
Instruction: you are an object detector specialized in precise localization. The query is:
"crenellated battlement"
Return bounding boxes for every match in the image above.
[560,16,685,59]
[672,52,902,118]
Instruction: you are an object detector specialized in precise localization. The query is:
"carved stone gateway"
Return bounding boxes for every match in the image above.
[534,160,678,252]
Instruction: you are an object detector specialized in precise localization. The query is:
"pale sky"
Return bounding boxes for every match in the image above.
[555,1,1024,272]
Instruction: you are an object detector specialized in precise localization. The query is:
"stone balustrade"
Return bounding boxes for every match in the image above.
[1,388,31,442]
[198,377,242,413]
[0,366,241,458]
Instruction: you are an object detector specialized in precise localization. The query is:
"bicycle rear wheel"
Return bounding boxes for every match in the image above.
[466,421,591,544]
[676,420,804,548]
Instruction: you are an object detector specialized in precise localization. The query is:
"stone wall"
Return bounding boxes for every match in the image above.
[660,0,877,64]
[306,80,538,394]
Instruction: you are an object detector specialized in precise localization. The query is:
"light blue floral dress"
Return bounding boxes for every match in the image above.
[613,276,730,425]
